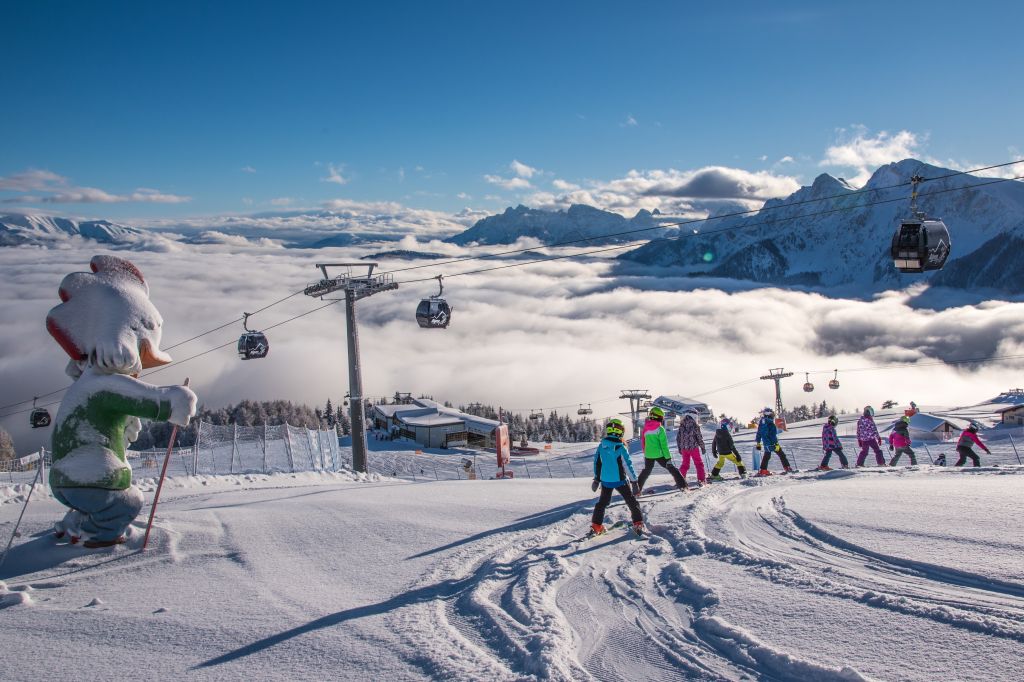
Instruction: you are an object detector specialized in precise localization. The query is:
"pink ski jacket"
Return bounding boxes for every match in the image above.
[957,429,989,452]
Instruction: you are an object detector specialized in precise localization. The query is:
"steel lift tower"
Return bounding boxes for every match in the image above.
[759,368,793,418]
[305,263,398,473]
[619,389,652,439]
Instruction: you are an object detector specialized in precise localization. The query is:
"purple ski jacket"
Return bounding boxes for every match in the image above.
[856,416,880,444]
[821,423,842,450]
[676,416,705,452]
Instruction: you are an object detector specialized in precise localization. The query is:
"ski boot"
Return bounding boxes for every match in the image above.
[631,521,646,537]
[590,523,606,536]
[737,467,747,479]
[709,474,725,482]
[816,465,832,472]
[757,469,773,477]
[84,536,126,549]
[783,467,795,474]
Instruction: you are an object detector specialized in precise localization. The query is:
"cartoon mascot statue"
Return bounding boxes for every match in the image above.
[46,255,197,548]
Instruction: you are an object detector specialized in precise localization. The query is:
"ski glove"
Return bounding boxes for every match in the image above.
[774,444,781,452]
[591,479,599,492]
[756,443,763,450]
[630,481,640,496]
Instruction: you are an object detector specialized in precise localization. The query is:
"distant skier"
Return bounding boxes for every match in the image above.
[590,418,644,536]
[676,408,708,486]
[888,416,917,466]
[709,418,746,481]
[636,406,688,494]
[855,406,885,467]
[818,415,848,470]
[954,423,990,467]
[755,407,793,476]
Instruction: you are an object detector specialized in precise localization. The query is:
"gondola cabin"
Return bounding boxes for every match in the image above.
[30,407,51,428]
[828,378,840,390]
[891,219,951,273]
[238,331,269,360]
[415,298,452,329]
[802,373,814,392]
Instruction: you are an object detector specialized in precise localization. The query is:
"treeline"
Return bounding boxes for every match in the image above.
[132,398,351,450]
[460,403,603,443]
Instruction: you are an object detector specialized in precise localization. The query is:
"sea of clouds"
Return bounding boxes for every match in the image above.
[2,235,1023,454]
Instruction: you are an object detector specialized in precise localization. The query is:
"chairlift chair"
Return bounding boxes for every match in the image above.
[577,404,592,416]
[237,312,269,360]
[416,275,452,329]
[803,372,814,393]
[828,369,840,390]
[891,174,951,273]
[30,398,51,428]
[529,410,543,420]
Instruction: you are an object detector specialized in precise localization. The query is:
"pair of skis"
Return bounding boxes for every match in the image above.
[573,520,650,544]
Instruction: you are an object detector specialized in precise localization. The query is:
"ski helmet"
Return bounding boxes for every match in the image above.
[900,415,911,424]
[827,415,838,426]
[648,406,665,420]
[719,418,731,429]
[863,406,875,417]
[605,418,625,437]
[968,423,979,433]
[683,408,699,420]
[762,407,774,417]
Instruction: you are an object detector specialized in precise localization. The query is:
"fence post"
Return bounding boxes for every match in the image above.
[521,456,532,479]
[283,425,296,472]
[262,422,268,474]
[1009,434,1023,465]
[545,457,554,478]
[193,422,202,476]
[231,424,238,474]
[566,455,575,478]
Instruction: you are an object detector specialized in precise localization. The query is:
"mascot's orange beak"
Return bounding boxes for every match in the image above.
[140,338,173,369]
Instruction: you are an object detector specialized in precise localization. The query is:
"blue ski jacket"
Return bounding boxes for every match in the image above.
[593,436,638,488]
[756,418,780,449]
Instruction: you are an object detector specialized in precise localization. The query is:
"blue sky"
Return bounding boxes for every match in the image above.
[2,1,1022,221]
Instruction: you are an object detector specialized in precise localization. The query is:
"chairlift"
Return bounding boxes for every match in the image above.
[803,372,814,393]
[577,403,593,416]
[828,369,840,390]
[416,275,452,329]
[529,409,543,420]
[30,398,51,429]
[891,174,951,273]
[237,312,269,360]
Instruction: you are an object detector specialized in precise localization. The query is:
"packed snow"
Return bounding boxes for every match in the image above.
[2,451,1022,681]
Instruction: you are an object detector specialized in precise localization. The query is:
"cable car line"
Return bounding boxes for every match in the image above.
[377,158,1024,280]
[2,161,1022,418]
[393,171,1024,287]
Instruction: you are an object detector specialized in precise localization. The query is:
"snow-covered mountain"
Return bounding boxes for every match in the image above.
[618,159,1024,293]
[448,203,667,246]
[0,213,144,246]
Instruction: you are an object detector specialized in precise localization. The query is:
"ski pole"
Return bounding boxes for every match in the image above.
[0,456,43,570]
[142,378,189,551]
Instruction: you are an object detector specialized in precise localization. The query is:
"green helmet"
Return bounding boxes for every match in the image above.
[648,406,665,420]
[901,415,911,424]
[605,418,625,437]
[827,415,838,426]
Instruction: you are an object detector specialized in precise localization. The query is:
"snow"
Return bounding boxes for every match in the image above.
[2,460,1022,681]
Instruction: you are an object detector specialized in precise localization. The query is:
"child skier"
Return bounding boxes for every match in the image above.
[855,406,885,467]
[676,408,708,486]
[888,415,917,465]
[591,418,644,535]
[710,418,746,481]
[818,414,848,470]
[636,406,688,494]
[954,423,990,467]
[755,407,793,476]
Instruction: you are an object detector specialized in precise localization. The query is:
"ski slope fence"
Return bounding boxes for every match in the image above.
[3,426,1023,487]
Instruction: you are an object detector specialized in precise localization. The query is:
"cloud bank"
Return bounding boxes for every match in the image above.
[2,240,1022,456]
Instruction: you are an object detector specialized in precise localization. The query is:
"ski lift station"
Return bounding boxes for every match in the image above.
[370,398,500,449]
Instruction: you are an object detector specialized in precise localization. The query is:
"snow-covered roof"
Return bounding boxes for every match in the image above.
[371,404,416,418]
[398,413,464,428]
[652,396,710,414]
[900,412,969,432]
[994,404,1024,414]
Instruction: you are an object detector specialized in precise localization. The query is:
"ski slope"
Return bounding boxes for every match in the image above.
[2,465,1023,681]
